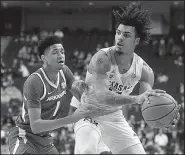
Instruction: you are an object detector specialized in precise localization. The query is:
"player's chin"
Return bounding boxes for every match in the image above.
[115,45,124,52]
[57,63,64,69]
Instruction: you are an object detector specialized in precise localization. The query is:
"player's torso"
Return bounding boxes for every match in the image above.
[16,68,67,135]
[34,68,67,119]
[85,47,144,121]
[105,47,143,96]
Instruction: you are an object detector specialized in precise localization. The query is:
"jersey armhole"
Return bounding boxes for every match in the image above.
[138,59,144,81]
[32,73,46,100]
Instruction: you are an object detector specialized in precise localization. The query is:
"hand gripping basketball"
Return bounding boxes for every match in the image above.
[138,89,166,105]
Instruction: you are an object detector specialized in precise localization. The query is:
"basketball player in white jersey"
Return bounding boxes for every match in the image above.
[74,2,181,154]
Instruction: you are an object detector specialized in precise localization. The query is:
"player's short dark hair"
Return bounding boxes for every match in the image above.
[37,35,63,58]
[113,2,152,44]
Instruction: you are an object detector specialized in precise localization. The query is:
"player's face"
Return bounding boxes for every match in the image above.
[115,24,140,55]
[43,44,65,70]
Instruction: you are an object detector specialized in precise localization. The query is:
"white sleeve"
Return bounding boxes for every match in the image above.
[70,96,81,108]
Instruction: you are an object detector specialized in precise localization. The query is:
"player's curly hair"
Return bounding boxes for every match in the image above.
[113,2,152,44]
[37,35,63,58]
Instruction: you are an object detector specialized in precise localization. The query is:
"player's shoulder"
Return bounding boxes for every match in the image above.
[61,64,74,79]
[134,53,152,69]
[99,46,115,55]
[88,47,113,74]
[24,70,43,88]
[61,64,72,74]
[91,46,115,61]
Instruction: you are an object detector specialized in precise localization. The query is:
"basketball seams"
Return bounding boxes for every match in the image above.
[142,93,178,128]
[141,103,174,112]
[161,94,176,105]
[141,94,176,112]
[144,105,176,121]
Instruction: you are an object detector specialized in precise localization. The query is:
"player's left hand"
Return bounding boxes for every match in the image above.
[164,104,181,131]
[138,89,166,105]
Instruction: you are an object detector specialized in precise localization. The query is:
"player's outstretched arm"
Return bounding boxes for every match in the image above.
[26,75,107,134]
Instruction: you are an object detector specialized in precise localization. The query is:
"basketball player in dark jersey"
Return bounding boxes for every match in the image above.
[7,36,112,154]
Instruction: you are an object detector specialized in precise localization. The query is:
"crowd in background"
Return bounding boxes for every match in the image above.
[1,28,184,154]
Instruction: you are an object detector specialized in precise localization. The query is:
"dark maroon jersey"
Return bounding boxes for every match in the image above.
[16,65,74,136]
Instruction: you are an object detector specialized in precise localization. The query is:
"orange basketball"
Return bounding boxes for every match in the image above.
[141,93,178,128]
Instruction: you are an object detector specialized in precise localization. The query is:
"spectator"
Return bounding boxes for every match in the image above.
[174,56,184,66]
[156,73,169,83]
[171,44,183,56]
[74,71,81,80]
[54,29,64,39]
[18,60,30,77]
[1,86,11,105]
[96,43,102,52]
[5,83,22,102]
[19,31,25,43]
[84,52,92,68]
[104,41,109,48]
[158,37,166,56]
[71,49,80,70]
[180,83,184,95]
[12,58,22,78]
[76,51,85,73]
[49,31,54,36]
[167,37,174,56]
[25,34,31,45]
[18,45,30,61]
[31,34,39,44]
[154,129,168,151]
[40,30,49,40]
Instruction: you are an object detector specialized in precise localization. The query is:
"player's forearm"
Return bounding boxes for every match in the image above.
[97,91,139,107]
[31,111,88,134]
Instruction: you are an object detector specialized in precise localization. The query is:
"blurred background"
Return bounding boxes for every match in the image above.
[1,1,184,154]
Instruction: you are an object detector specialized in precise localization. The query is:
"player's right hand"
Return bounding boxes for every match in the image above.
[138,89,166,105]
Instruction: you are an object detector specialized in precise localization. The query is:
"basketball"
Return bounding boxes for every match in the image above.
[141,93,178,128]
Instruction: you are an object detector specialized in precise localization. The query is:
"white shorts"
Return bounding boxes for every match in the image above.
[74,118,110,154]
[74,112,141,154]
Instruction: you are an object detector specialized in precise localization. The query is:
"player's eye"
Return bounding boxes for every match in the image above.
[60,49,65,55]
[123,34,130,38]
[52,50,57,55]
[116,30,121,35]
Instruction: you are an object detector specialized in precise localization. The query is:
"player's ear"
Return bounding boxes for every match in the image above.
[134,38,140,46]
[41,55,46,62]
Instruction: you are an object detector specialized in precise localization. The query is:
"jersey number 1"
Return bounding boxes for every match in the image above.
[53,101,60,116]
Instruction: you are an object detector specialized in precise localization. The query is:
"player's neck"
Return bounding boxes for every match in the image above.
[42,66,59,83]
[114,51,134,66]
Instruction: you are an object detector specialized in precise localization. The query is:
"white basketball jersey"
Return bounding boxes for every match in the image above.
[85,46,144,121]
[105,47,143,96]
